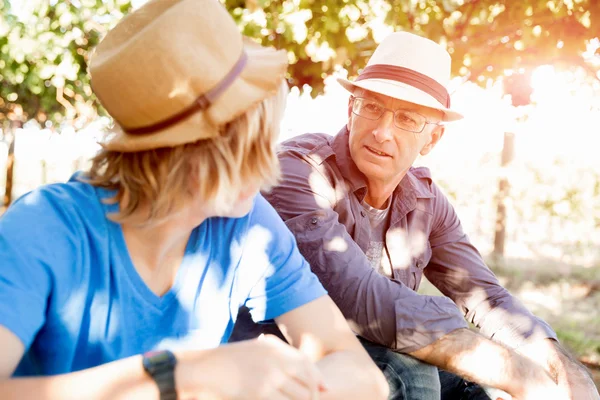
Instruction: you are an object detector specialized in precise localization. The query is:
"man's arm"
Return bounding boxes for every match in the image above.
[423,181,558,348]
[422,182,598,398]
[410,328,565,399]
[276,296,389,400]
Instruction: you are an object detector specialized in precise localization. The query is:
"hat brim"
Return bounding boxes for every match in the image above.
[337,77,463,122]
[101,40,288,152]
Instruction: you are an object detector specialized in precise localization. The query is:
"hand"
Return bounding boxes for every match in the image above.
[483,386,512,400]
[510,375,567,400]
[507,357,568,400]
[519,339,599,400]
[176,335,326,400]
[553,356,599,400]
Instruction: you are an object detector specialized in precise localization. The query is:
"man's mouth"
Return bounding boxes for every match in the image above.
[365,145,391,157]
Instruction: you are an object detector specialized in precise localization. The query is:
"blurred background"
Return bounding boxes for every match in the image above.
[1,0,599,385]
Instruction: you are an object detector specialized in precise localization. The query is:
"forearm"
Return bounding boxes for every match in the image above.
[317,349,389,400]
[0,350,219,400]
[275,297,389,400]
[409,328,549,395]
[0,355,158,400]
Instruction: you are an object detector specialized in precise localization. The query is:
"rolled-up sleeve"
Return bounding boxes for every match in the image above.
[263,149,468,353]
[424,182,557,348]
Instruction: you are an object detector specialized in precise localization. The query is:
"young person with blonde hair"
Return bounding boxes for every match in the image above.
[0,0,388,399]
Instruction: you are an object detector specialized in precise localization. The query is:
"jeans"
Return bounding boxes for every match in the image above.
[360,337,492,400]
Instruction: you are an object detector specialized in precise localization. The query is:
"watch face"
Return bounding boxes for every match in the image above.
[147,351,172,363]
[143,350,177,373]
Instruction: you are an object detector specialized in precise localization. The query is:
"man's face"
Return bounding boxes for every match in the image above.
[347,89,444,186]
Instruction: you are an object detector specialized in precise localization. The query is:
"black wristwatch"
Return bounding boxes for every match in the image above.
[142,350,178,400]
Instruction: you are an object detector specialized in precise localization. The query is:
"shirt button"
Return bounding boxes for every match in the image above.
[310,217,318,224]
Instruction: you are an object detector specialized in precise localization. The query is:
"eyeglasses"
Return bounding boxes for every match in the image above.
[351,97,442,133]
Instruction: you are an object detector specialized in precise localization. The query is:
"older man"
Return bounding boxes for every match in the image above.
[263,32,599,399]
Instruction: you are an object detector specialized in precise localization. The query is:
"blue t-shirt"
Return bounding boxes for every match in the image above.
[0,176,326,376]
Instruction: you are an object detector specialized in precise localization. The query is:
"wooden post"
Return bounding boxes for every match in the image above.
[494,70,531,259]
[493,131,515,258]
[41,159,47,185]
[2,121,22,211]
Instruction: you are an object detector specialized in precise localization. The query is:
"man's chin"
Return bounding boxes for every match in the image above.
[356,161,392,180]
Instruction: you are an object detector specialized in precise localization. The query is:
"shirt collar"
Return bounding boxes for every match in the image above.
[403,168,435,200]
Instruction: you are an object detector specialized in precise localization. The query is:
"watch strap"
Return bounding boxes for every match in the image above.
[142,350,177,400]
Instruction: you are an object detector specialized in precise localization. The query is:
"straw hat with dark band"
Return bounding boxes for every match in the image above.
[89,0,288,152]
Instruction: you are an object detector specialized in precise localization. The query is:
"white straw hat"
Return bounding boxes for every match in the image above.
[338,32,463,121]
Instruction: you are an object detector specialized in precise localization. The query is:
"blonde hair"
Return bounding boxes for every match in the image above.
[85,81,288,225]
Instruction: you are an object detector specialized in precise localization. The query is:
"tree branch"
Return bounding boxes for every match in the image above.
[455,0,480,39]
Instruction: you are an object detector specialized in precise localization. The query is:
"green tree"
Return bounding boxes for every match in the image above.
[0,0,133,208]
[1,0,599,209]
[225,0,599,95]
[3,0,599,125]
[0,0,133,126]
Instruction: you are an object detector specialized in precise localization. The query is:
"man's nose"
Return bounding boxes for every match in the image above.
[372,110,394,143]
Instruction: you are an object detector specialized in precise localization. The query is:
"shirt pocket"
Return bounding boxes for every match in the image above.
[285,209,328,235]
[409,241,432,291]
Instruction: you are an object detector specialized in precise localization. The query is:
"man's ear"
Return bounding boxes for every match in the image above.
[420,125,445,156]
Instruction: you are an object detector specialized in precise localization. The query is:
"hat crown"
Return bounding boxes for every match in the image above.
[336,31,463,122]
[89,0,243,131]
[366,32,451,88]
